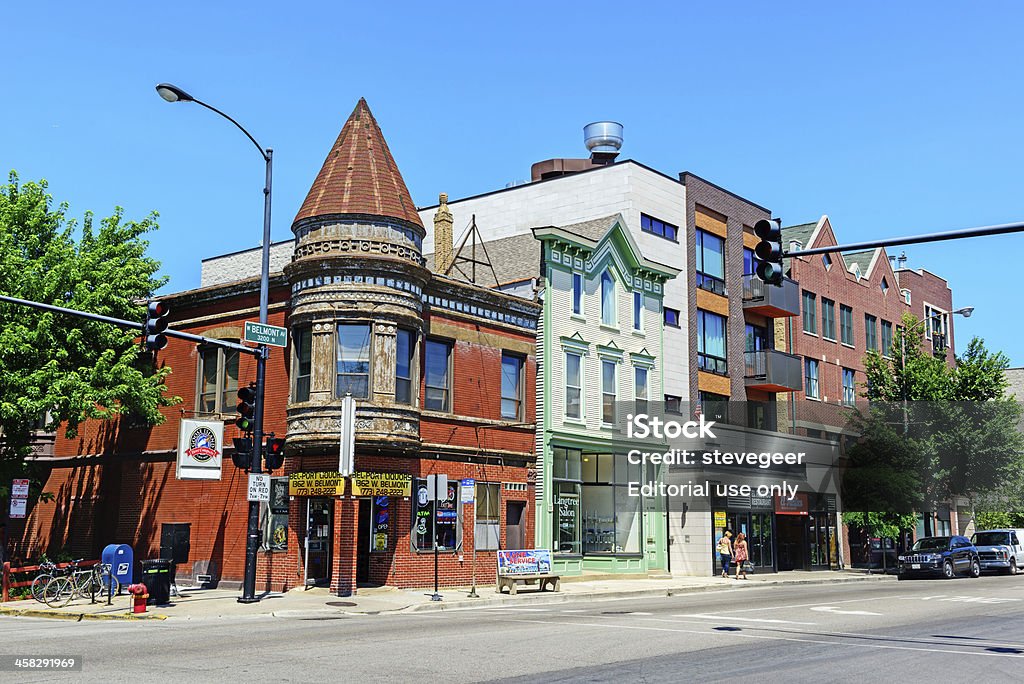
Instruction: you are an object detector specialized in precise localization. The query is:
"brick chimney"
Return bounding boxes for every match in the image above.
[433,192,454,274]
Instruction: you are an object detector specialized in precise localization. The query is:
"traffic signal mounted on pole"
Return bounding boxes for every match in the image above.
[264,437,285,471]
[753,218,785,286]
[143,301,170,351]
[232,437,253,470]
[236,383,257,432]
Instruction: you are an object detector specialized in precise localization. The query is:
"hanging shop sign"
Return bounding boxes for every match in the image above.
[351,472,412,497]
[289,471,346,497]
[775,493,809,516]
[176,419,224,481]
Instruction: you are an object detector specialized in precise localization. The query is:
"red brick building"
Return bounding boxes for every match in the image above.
[16,99,540,595]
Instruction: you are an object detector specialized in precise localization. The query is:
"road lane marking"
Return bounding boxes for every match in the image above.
[505,618,1024,658]
[677,613,816,625]
[809,606,881,616]
[705,595,912,614]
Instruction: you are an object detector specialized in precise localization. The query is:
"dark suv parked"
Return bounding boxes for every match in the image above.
[897,535,980,580]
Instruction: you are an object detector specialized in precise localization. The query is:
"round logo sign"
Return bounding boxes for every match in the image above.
[185,426,219,463]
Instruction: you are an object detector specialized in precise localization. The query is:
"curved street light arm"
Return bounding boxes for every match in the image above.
[191,97,269,161]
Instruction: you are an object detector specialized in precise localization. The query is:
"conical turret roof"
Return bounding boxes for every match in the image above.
[293,98,423,229]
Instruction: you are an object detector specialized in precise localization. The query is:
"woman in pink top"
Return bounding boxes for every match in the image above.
[733,532,749,579]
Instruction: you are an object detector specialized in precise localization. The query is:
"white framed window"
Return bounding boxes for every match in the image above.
[633,291,643,331]
[842,368,855,406]
[425,338,452,411]
[292,328,312,403]
[805,358,819,399]
[565,351,583,420]
[572,272,583,316]
[395,329,415,405]
[336,323,371,398]
[198,343,240,413]
[500,352,524,420]
[600,270,615,326]
[601,359,617,424]
[634,366,649,414]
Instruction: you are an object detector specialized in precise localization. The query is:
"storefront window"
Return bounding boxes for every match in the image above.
[580,452,641,554]
[475,482,500,551]
[552,447,583,554]
[261,477,289,552]
[411,478,460,552]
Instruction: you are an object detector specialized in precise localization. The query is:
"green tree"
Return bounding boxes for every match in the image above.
[0,173,180,495]
[858,312,1024,520]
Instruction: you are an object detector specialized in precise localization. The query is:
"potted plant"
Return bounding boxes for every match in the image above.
[126,583,148,614]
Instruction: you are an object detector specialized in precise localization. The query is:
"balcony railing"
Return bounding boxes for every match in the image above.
[744,349,803,392]
[742,274,799,317]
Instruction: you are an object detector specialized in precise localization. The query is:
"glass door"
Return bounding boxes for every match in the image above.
[304,498,333,587]
[749,513,774,570]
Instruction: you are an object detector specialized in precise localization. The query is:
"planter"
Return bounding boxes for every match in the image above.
[132,594,149,614]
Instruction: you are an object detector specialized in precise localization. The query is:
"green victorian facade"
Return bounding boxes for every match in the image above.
[533,215,679,575]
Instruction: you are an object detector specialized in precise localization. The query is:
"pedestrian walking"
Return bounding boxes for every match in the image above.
[734,532,749,579]
[716,530,733,578]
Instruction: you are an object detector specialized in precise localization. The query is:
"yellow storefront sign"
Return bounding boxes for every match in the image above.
[714,511,727,529]
[289,471,346,497]
[351,472,412,497]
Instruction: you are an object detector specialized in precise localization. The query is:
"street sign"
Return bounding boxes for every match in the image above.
[11,479,29,498]
[248,474,271,502]
[426,474,448,501]
[9,497,27,519]
[244,321,288,348]
[460,479,475,504]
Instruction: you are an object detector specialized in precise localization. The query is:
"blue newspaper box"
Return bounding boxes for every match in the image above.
[102,544,134,591]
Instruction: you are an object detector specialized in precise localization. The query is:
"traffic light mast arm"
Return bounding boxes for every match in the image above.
[0,294,258,357]
[784,220,1024,258]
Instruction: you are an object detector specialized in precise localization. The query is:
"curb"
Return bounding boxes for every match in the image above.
[401,574,894,613]
[0,606,167,621]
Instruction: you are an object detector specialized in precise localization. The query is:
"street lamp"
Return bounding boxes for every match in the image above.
[156,82,273,604]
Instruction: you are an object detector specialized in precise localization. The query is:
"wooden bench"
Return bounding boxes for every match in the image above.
[496,573,560,595]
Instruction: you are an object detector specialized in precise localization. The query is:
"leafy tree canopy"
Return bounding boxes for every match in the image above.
[0,173,180,491]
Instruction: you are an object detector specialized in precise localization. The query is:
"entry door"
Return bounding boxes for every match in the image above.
[304,498,333,587]
[506,501,526,550]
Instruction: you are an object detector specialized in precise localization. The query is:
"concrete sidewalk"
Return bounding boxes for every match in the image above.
[0,570,893,622]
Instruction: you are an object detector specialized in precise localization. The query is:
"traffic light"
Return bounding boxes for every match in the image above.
[143,301,170,351]
[264,437,286,470]
[236,383,257,432]
[232,437,252,470]
[753,218,785,286]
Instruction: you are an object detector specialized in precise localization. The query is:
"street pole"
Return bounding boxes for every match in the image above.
[155,83,274,604]
[239,148,274,604]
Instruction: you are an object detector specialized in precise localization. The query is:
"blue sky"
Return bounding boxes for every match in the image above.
[3,2,1022,365]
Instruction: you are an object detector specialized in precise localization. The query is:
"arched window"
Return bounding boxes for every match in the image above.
[601,270,615,326]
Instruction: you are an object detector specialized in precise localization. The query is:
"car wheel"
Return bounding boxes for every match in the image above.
[1009,560,1018,576]
[897,573,906,581]
[970,559,981,578]
[943,560,955,579]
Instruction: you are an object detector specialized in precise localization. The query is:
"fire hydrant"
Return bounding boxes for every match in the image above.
[127,584,149,614]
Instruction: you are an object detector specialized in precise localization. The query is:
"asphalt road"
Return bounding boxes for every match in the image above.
[2,574,1024,682]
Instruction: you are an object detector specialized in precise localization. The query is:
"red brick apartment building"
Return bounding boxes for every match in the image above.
[14,99,540,595]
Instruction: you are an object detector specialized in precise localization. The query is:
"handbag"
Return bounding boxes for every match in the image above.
[742,561,754,573]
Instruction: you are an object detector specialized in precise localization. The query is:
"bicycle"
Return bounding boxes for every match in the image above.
[30,560,68,603]
[43,562,119,608]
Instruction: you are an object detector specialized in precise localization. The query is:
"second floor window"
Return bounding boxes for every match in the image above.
[695,229,726,295]
[337,324,371,399]
[198,343,239,414]
[743,247,755,276]
[697,309,728,374]
[395,329,415,405]
[501,352,524,420]
[601,270,616,326]
[633,291,643,331]
[865,314,878,351]
[842,368,856,406]
[425,339,452,412]
[802,291,817,334]
[805,358,819,399]
[881,320,893,357]
[840,305,854,346]
[664,307,680,328]
[292,328,312,403]
[634,366,649,415]
[822,298,836,340]
[601,360,617,424]
[565,351,582,419]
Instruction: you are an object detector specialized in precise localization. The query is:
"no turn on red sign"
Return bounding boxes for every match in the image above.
[248,474,271,502]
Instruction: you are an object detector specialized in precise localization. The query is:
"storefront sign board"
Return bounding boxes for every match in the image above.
[290,471,346,497]
[350,472,412,497]
[176,419,224,480]
[775,493,809,515]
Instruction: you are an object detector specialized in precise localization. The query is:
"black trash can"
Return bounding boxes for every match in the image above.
[141,558,173,605]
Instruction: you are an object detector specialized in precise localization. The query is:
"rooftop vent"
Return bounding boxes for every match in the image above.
[584,121,623,163]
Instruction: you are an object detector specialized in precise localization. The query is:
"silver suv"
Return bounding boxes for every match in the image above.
[971,529,1024,575]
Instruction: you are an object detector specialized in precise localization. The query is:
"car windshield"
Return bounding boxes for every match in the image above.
[912,537,951,551]
[973,532,1010,546]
